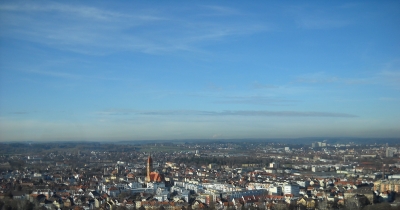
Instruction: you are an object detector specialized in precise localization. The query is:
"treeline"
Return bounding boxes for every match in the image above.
[0,142,140,155]
[174,155,274,168]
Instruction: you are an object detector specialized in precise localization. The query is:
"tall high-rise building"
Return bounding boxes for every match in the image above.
[312,141,327,148]
[386,147,397,157]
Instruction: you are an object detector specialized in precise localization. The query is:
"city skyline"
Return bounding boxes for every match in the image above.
[0,1,399,141]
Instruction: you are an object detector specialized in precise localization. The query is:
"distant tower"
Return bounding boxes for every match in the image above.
[386,147,396,157]
[146,154,153,182]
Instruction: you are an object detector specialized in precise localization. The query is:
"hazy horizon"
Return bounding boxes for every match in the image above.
[1,1,399,141]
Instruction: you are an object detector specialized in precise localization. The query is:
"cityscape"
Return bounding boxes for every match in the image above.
[1,0,400,210]
[0,139,400,209]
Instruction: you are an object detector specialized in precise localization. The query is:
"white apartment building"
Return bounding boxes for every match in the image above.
[283,183,300,196]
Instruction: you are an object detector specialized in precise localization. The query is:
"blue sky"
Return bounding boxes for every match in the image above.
[0,1,399,141]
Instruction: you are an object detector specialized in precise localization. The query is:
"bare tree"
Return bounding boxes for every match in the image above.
[344,197,360,210]
[317,199,328,210]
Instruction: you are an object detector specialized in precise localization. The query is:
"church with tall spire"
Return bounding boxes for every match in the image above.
[145,154,163,183]
[145,154,153,182]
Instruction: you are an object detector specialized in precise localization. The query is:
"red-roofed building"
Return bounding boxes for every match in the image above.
[145,155,164,183]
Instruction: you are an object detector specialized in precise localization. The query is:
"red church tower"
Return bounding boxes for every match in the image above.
[146,154,153,182]
[145,154,164,183]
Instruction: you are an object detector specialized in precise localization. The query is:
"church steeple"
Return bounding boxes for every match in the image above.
[146,154,153,182]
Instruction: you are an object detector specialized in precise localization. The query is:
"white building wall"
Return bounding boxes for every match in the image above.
[283,184,299,196]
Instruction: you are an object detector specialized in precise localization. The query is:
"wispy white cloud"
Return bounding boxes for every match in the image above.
[295,72,372,85]
[294,69,400,91]
[287,4,354,30]
[252,81,279,89]
[0,2,266,55]
[22,63,128,81]
[0,2,139,21]
[9,112,29,115]
[379,70,400,87]
[206,83,224,91]
[28,69,83,80]
[2,116,399,141]
[97,109,357,118]
[215,96,296,106]
[199,5,241,16]
[212,133,222,139]
[296,18,352,29]
[379,97,400,102]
